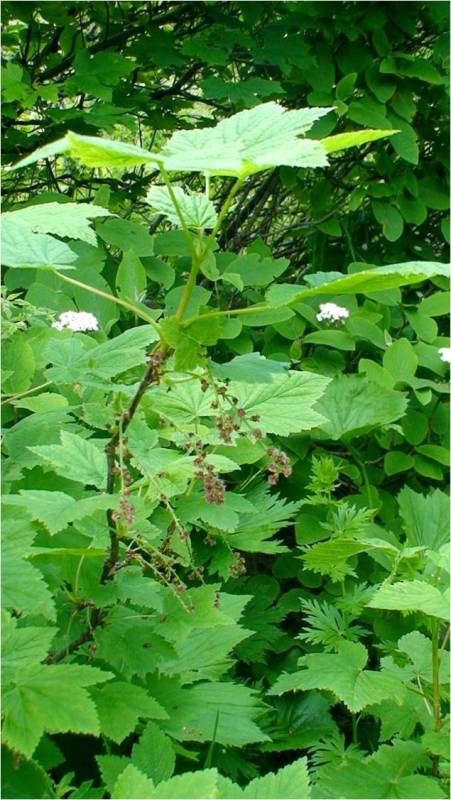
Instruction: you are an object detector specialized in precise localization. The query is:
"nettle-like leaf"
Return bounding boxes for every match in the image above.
[2,511,56,621]
[90,681,168,745]
[131,720,175,784]
[398,486,450,549]
[147,185,218,229]
[3,663,113,758]
[3,202,112,246]
[29,431,107,489]
[367,580,450,621]
[3,490,118,535]
[268,641,404,713]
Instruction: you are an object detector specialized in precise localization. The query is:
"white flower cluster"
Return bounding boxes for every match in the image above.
[316,302,349,323]
[52,311,99,332]
[438,347,451,364]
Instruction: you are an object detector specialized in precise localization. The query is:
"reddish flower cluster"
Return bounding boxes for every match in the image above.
[194,453,225,504]
[111,492,135,525]
[229,551,247,578]
[266,447,292,486]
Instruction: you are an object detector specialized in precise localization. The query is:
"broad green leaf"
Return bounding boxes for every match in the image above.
[132,720,175,784]
[322,128,398,153]
[1,747,54,800]
[3,202,112,246]
[301,537,398,581]
[224,253,290,287]
[313,739,445,799]
[97,218,155,256]
[3,491,118,535]
[383,338,418,384]
[229,371,330,435]
[111,764,155,799]
[3,664,112,757]
[268,641,403,713]
[150,678,269,746]
[398,486,449,549]
[242,757,311,799]
[91,682,168,745]
[116,250,147,303]
[2,513,56,621]
[29,431,106,488]
[211,352,289,383]
[367,580,449,620]
[372,200,404,241]
[314,374,407,440]
[2,335,35,394]
[2,615,56,671]
[147,185,218,229]
[2,219,78,270]
[159,102,331,177]
[265,262,449,308]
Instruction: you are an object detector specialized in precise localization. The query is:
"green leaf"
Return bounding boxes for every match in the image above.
[29,431,106,488]
[242,757,311,799]
[372,201,404,241]
[211,353,289,383]
[266,262,449,308]
[229,371,330,435]
[2,335,35,394]
[91,682,168,745]
[147,185,218,229]
[303,330,355,351]
[384,451,414,476]
[131,720,175,784]
[116,250,147,303]
[314,374,407,440]
[224,253,290,287]
[1,747,54,800]
[151,678,269,746]
[322,128,397,154]
[2,513,56,621]
[3,202,112,246]
[398,486,450,549]
[3,491,117,535]
[97,218,155,256]
[268,641,403,713]
[11,131,160,171]
[3,664,112,757]
[2,615,56,671]
[2,219,78,270]
[159,102,331,177]
[367,580,449,620]
[111,764,155,799]
[383,339,418,384]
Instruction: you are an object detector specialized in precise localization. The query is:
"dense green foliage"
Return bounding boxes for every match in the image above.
[1,3,450,799]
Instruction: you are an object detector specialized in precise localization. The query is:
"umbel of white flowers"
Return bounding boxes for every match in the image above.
[438,346,451,364]
[316,302,349,323]
[52,311,99,332]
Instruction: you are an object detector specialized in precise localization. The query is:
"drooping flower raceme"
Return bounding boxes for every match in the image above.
[438,347,451,364]
[52,311,99,332]
[316,302,349,323]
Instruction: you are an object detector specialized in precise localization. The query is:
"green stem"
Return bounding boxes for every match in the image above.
[181,302,273,327]
[205,178,243,251]
[2,380,52,405]
[431,620,442,732]
[159,164,197,259]
[175,255,200,322]
[55,272,162,336]
[347,442,372,503]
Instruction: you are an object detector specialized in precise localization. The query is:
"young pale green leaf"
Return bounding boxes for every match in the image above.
[159,102,331,176]
[3,664,113,758]
[11,131,160,171]
[322,128,398,153]
[147,185,218,229]
[111,764,155,799]
[268,641,404,713]
[367,580,449,620]
[3,491,118,535]
[3,202,112,246]
[2,219,78,270]
[266,261,450,308]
